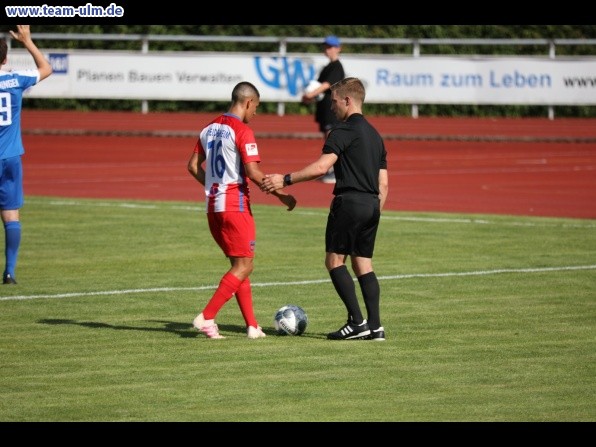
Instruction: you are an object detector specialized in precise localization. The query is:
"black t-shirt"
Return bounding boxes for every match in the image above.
[322,113,387,196]
[315,59,345,127]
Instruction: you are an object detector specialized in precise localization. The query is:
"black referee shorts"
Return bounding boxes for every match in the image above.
[325,192,381,258]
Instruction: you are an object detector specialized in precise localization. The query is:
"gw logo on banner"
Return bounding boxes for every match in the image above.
[49,53,68,74]
[254,56,318,96]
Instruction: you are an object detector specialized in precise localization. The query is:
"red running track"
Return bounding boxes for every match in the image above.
[20,111,596,219]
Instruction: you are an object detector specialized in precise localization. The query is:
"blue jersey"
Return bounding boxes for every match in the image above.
[0,69,39,160]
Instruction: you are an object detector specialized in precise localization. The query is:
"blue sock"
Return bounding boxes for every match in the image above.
[4,221,21,278]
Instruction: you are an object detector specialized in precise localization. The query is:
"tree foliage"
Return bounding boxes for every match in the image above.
[10,25,596,117]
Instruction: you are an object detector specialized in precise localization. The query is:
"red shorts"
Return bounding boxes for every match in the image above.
[208,211,256,258]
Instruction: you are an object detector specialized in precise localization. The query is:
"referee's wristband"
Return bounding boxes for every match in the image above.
[283,173,293,187]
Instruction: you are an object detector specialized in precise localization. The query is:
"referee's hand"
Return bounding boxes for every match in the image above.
[261,174,284,193]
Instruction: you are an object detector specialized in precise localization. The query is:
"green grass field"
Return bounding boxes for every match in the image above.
[1,196,594,422]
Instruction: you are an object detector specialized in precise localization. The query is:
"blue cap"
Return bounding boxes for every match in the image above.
[323,35,341,47]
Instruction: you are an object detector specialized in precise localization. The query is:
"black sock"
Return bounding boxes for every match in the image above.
[358,271,381,329]
[329,265,364,324]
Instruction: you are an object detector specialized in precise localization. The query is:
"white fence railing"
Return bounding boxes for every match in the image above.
[3,34,596,119]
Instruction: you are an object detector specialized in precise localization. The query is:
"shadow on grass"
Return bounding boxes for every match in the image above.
[37,318,326,339]
[38,318,208,338]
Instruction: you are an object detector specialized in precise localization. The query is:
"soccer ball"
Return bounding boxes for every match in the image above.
[273,304,308,336]
[303,80,324,102]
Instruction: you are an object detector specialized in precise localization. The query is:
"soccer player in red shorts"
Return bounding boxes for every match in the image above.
[187,81,296,339]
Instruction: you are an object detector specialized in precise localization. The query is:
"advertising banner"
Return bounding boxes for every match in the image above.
[7,51,596,105]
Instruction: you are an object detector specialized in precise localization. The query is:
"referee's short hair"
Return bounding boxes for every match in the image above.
[331,77,366,103]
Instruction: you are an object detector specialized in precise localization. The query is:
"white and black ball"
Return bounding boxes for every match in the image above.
[273,304,308,336]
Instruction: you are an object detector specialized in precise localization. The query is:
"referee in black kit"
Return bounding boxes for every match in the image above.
[261,77,389,341]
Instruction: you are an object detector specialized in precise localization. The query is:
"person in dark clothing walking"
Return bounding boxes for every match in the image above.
[302,35,345,183]
[263,77,388,341]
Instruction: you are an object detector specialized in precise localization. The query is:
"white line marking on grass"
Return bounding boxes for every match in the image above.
[2,264,595,302]
[395,165,595,176]
[381,215,596,228]
[376,264,596,280]
[25,198,596,228]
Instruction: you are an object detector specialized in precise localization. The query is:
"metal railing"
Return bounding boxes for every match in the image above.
[3,33,595,118]
[4,34,596,56]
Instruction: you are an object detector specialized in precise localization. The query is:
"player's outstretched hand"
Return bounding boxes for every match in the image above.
[9,25,31,43]
[280,194,297,211]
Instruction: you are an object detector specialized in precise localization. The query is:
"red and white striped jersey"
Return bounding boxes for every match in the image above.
[195,113,261,213]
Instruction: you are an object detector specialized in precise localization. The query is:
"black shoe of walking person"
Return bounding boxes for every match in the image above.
[369,327,386,341]
[327,320,370,340]
[3,273,17,284]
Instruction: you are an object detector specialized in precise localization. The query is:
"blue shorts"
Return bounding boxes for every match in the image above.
[0,156,24,210]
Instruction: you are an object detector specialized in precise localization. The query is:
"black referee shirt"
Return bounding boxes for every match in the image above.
[322,113,387,196]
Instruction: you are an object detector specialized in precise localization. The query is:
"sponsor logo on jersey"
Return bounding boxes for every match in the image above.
[245,143,258,156]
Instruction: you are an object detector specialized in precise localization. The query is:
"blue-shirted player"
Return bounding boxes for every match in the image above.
[1,25,53,284]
